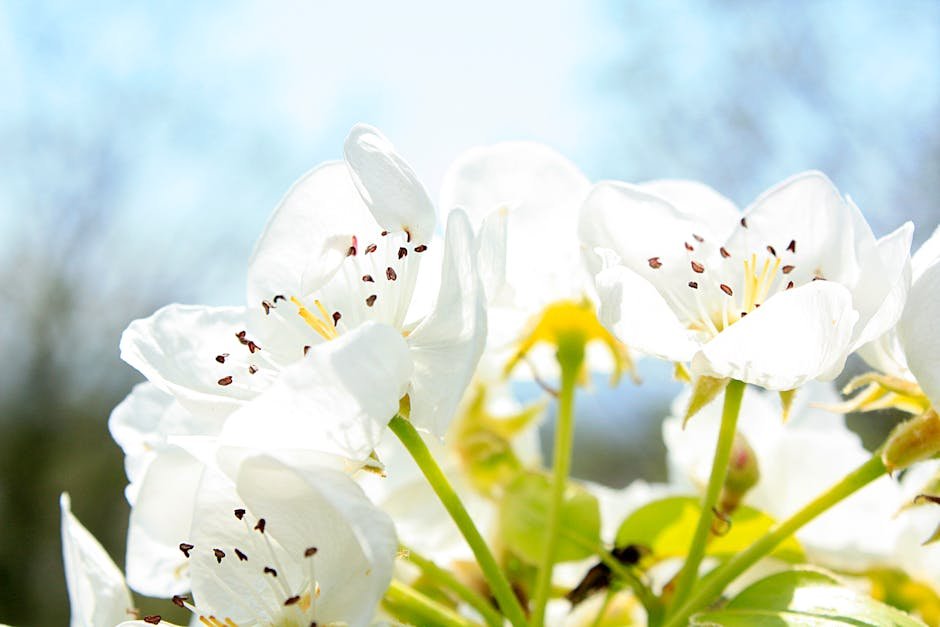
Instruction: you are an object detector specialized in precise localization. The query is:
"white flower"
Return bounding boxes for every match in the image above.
[662,382,905,571]
[120,124,486,465]
[581,172,913,390]
[121,456,397,627]
[439,141,628,381]
[60,493,135,627]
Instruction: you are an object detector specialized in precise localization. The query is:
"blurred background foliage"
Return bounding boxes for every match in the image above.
[0,1,937,624]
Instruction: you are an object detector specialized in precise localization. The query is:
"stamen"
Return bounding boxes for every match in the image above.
[684,242,694,251]
[217,376,233,387]
[234,509,245,520]
[305,547,318,557]
[782,265,795,274]
[386,267,397,281]
[143,616,162,624]
[248,365,258,375]
[766,245,776,257]
[247,340,260,353]
[285,596,301,606]
[332,312,341,326]
[303,345,311,356]
[172,596,188,608]
[273,294,286,303]
[236,331,248,345]
[688,281,698,289]
[362,274,374,282]
[213,549,225,564]
[179,543,194,558]
[693,233,704,243]
[255,518,266,533]
[398,247,407,259]
[787,239,796,253]
[720,284,733,296]
[365,243,378,254]
[262,300,274,315]
[380,230,388,236]
[648,257,662,269]
[264,566,278,577]
[414,244,428,253]
[691,261,705,273]
[235,548,248,561]
[291,297,339,341]
[365,295,377,307]
[786,281,794,289]
[740,217,748,228]
[720,247,730,258]
[215,354,228,364]
[405,228,412,243]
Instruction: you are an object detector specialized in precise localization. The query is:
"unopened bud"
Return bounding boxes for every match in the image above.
[883,409,940,473]
[719,432,760,514]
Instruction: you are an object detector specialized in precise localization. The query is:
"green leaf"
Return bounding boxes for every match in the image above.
[498,471,601,564]
[691,567,926,626]
[614,496,804,563]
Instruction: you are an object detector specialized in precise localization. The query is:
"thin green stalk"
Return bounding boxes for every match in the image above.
[385,579,481,627]
[596,550,663,624]
[664,454,887,627]
[403,545,504,627]
[530,338,585,627]
[389,415,529,627]
[668,379,746,614]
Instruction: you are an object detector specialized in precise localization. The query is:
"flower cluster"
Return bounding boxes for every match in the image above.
[61,125,939,627]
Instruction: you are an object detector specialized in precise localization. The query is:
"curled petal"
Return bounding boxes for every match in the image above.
[900,260,940,409]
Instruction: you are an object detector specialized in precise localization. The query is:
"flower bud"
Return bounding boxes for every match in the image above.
[719,432,760,514]
[882,409,940,473]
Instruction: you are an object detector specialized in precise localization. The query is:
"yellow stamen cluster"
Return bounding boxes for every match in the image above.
[291,296,339,341]
[742,253,782,314]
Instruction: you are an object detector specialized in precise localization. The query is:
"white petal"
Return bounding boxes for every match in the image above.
[344,124,435,244]
[849,221,913,349]
[60,493,133,627]
[474,206,511,304]
[235,456,397,627]
[638,179,739,241]
[120,304,255,418]
[247,162,379,303]
[727,171,863,287]
[899,259,940,408]
[124,448,205,597]
[109,383,223,504]
[407,209,487,435]
[913,225,940,282]
[219,321,413,465]
[594,263,699,362]
[694,281,858,390]
[440,141,590,306]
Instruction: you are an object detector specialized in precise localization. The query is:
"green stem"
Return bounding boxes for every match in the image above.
[664,454,887,627]
[389,415,529,627]
[403,545,504,627]
[530,338,585,627]
[384,579,481,627]
[669,379,746,614]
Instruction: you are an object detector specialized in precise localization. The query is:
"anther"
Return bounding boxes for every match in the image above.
[262,300,275,315]
[720,247,731,258]
[255,518,266,533]
[236,330,248,344]
[380,230,388,236]
[648,257,662,269]
[143,616,162,625]
[362,274,374,283]
[688,281,698,289]
[273,294,286,303]
[693,233,704,243]
[213,548,225,564]
[215,354,228,364]
[332,312,341,326]
[684,242,694,251]
[179,543,194,558]
[740,311,747,317]
[786,281,794,290]
[248,365,258,375]
[398,247,407,259]
[720,284,733,296]
[217,376,233,386]
[247,341,260,353]
[235,548,248,561]
[740,217,748,228]
[782,265,794,274]
[787,239,796,253]
[414,244,428,253]
[303,345,311,356]
[346,244,357,257]
[172,595,188,608]
[813,275,826,281]
[766,245,776,257]
[691,261,705,273]
[365,243,378,254]
[305,546,318,557]
[234,508,245,520]
[405,228,412,243]
[386,267,397,281]
[285,596,301,606]
[366,295,377,307]
[264,566,278,577]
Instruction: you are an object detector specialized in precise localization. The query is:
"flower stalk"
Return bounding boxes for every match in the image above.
[663,453,887,627]
[668,379,746,614]
[530,332,586,627]
[385,579,482,627]
[389,414,529,627]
